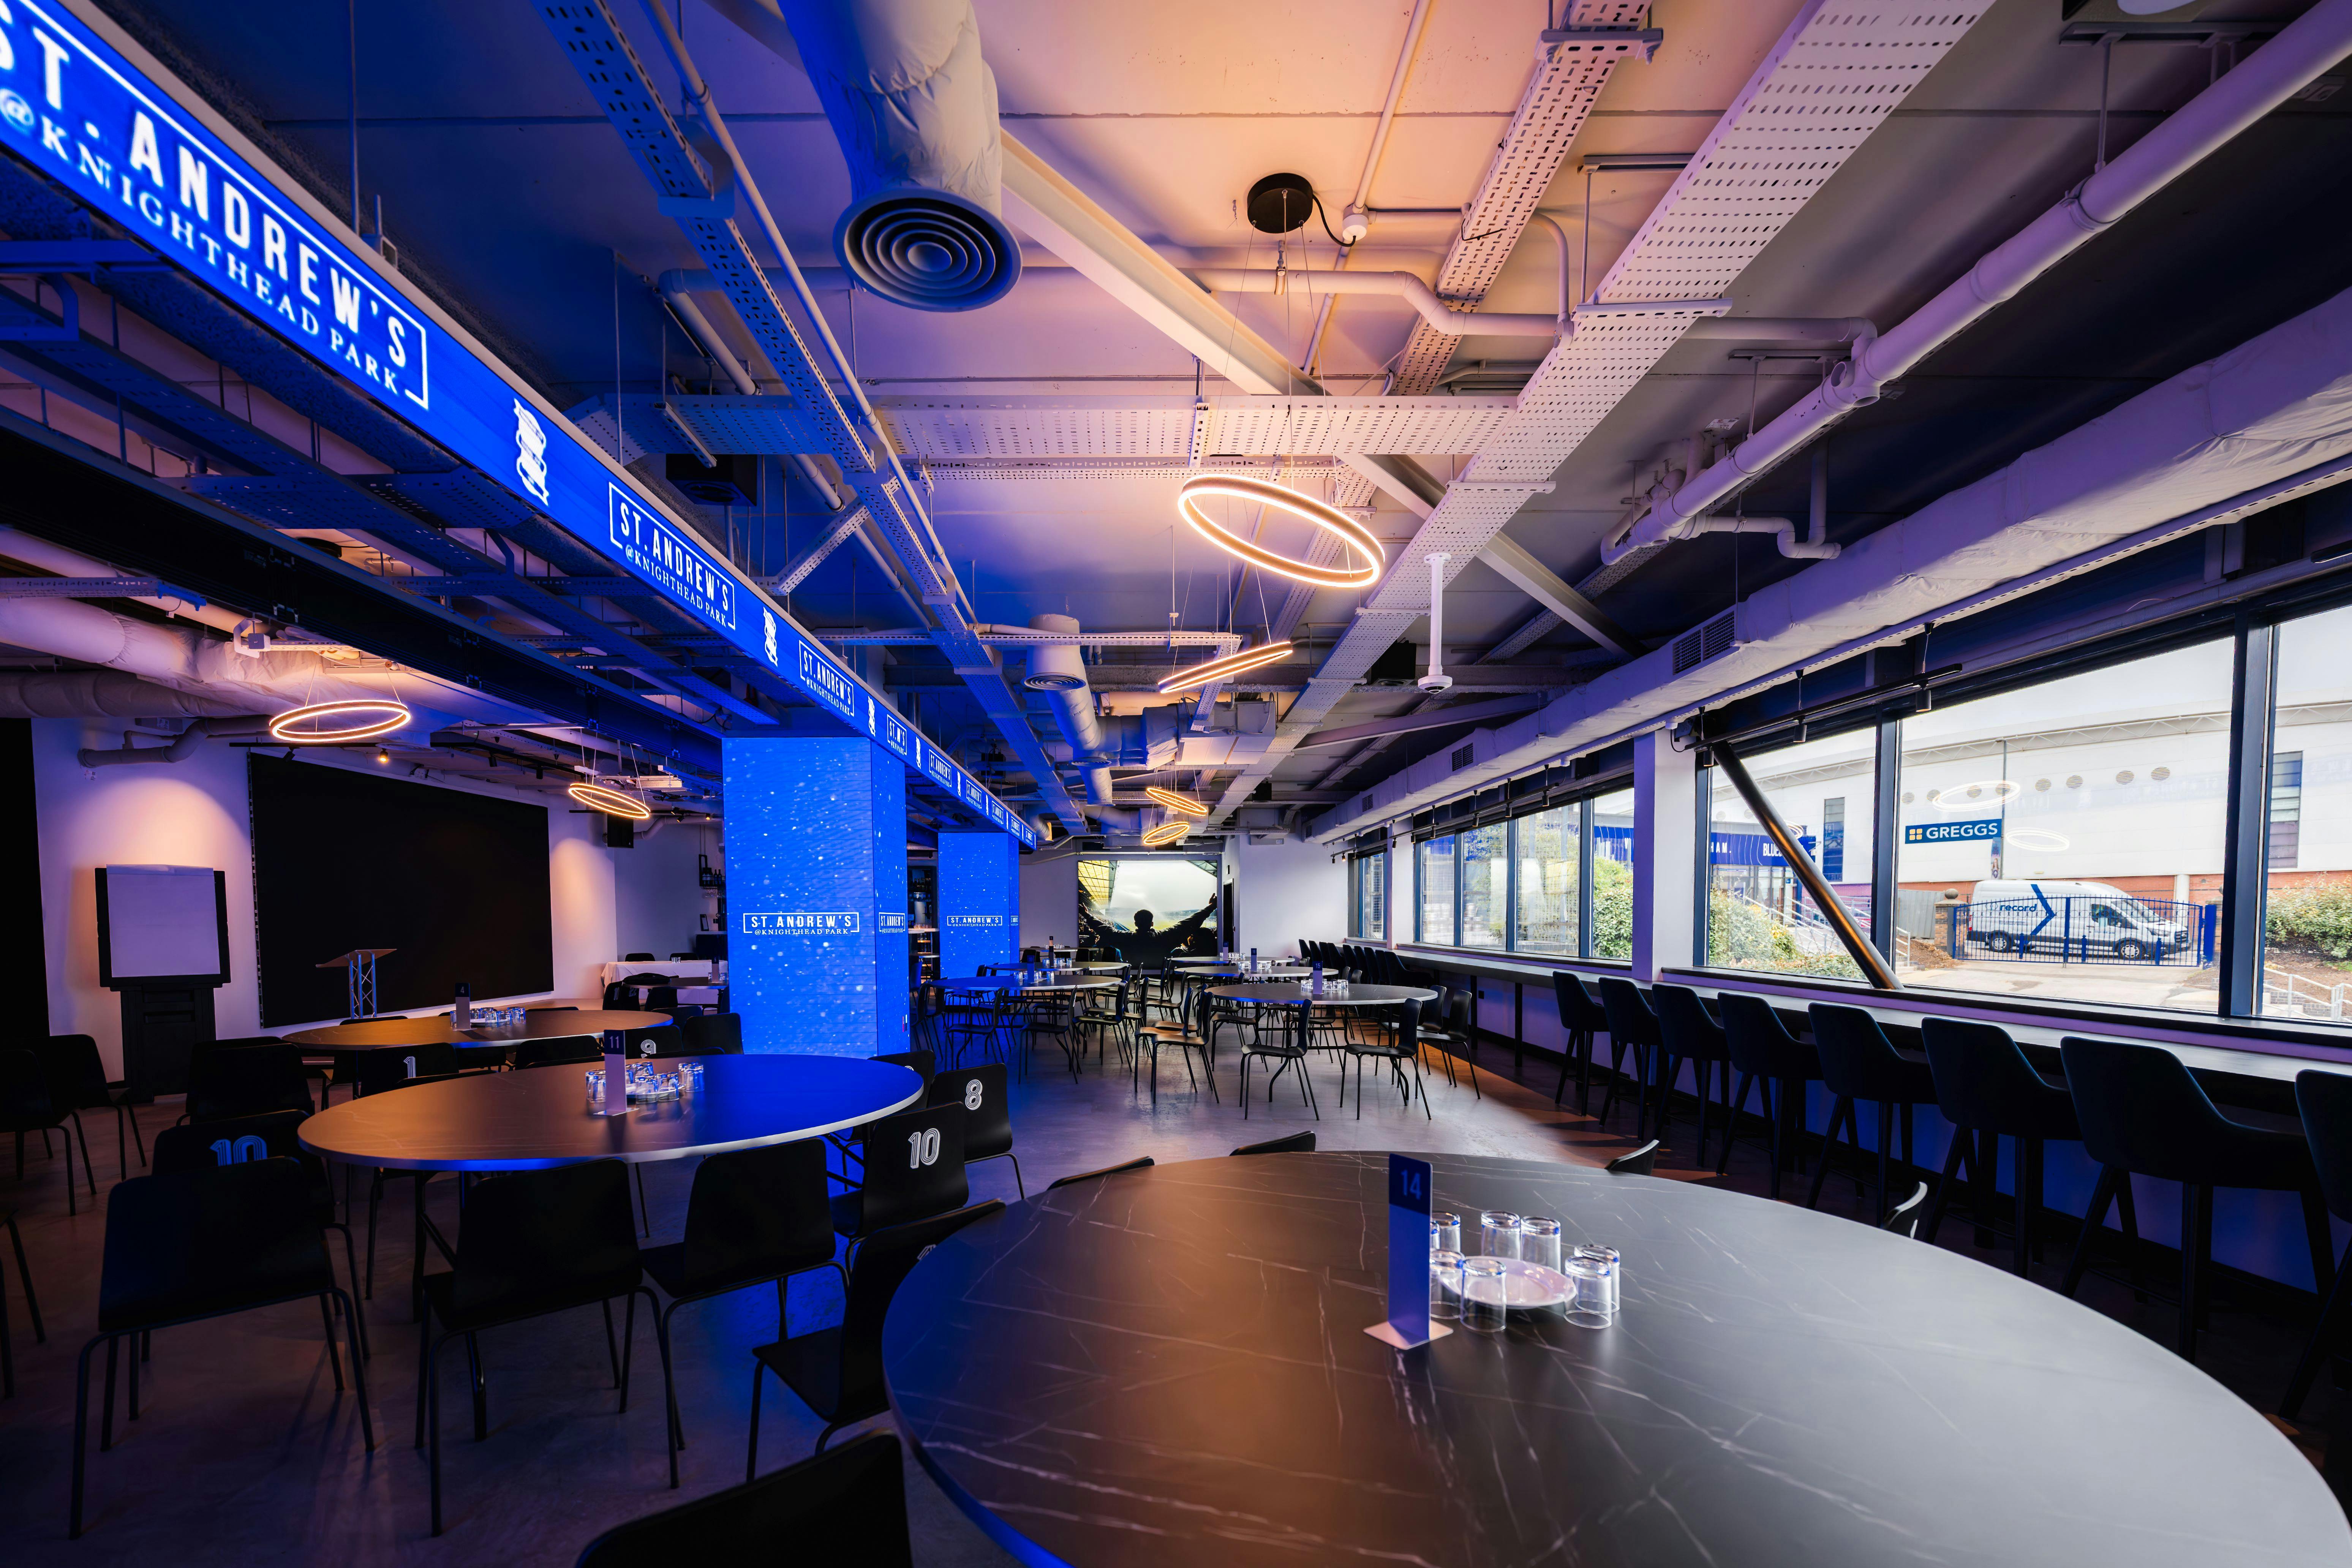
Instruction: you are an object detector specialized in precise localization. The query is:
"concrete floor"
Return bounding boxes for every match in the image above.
[2,1032,2343,1564]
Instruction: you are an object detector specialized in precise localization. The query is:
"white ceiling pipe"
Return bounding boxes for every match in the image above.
[1025,612,1112,804]
[1338,0,1435,245]
[1673,514,1838,560]
[1191,268,1561,339]
[0,527,245,636]
[1607,0,2352,565]
[0,670,249,719]
[78,716,270,769]
[656,272,759,397]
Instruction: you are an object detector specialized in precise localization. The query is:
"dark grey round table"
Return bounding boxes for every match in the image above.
[285,1008,669,1051]
[883,1151,2350,1567]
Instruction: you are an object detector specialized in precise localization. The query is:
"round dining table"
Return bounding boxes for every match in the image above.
[884,1151,2352,1567]
[285,1008,670,1051]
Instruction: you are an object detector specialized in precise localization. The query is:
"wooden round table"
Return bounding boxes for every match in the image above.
[285,1009,670,1051]
[884,1151,2352,1567]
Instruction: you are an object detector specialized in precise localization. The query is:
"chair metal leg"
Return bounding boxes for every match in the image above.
[643,1288,680,1489]
[1717,1072,1756,1177]
[1922,1131,1970,1246]
[602,1297,622,1389]
[70,1335,104,1538]
[2061,1165,2123,1298]
[9,1216,43,1343]
[334,1286,376,1451]
[2283,1238,2352,1419]
[618,1293,637,1413]
[101,1334,119,1452]
[746,1361,766,1483]
[465,1332,485,1437]
[427,1334,446,1535]
[321,1295,347,1391]
[1807,1097,1853,1210]
[2178,1183,2205,1361]
[2017,1139,2043,1276]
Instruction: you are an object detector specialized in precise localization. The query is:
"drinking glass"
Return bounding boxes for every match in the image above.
[1575,1244,1621,1316]
[1565,1250,1615,1329]
[1479,1211,1522,1260]
[1460,1258,1509,1332]
[1430,1212,1462,1255]
[1521,1217,1563,1274]
[1429,1249,1464,1321]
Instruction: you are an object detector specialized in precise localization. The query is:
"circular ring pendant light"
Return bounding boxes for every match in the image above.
[569,782,653,821]
[1177,473,1385,589]
[1144,786,1209,818]
[1157,639,1293,694]
[1141,819,1192,847]
[266,699,412,744]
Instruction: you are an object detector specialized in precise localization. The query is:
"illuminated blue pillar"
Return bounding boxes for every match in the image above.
[722,735,908,1056]
[938,830,1019,977]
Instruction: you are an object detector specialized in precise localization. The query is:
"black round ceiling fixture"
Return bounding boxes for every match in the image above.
[1246,173,1316,236]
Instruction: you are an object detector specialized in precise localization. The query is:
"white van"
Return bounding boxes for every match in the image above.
[1965,880,2190,961]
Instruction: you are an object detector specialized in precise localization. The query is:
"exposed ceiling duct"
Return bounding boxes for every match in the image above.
[1023,612,1111,804]
[0,670,250,719]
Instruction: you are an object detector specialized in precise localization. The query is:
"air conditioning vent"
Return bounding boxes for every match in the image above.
[1672,609,1738,674]
[1450,743,1475,771]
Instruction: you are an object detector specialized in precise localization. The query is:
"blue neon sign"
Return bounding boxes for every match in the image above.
[1,0,1034,846]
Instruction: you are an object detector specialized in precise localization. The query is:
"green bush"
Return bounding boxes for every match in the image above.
[2267,878,2352,961]
[1708,885,1863,980]
[1589,855,1633,958]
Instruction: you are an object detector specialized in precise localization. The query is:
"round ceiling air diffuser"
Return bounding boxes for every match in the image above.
[835,188,1023,311]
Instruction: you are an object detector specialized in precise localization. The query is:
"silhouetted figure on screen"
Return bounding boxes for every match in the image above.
[1118,904,1215,967]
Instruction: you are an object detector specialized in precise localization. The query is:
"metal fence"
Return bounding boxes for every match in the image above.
[1947,895,2218,968]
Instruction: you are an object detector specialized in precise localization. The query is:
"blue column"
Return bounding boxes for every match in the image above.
[723,735,908,1056]
[938,830,1019,977]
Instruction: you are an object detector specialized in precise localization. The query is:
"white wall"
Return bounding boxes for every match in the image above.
[1233,836,1345,958]
[32,719,627,1075]
[613,818,724,959]
[1020,851,1078,951]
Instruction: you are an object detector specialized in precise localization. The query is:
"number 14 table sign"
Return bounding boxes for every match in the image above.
[1366,1154,1451,1349]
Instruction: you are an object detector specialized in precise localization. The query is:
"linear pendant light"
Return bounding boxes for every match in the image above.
[1157,639,1293,693]
[569,782,653,820]
[1177,473,1385,589]
[266,699,412,744]
[1144,786,1210,817]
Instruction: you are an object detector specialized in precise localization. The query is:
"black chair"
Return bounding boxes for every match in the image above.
[355,1069,466,1302]
[1881,1181,1930,1238]
[2,1205,44,1399]
[680,1012,743,1055]
[2283,1069,2352,1418]
[1046,1156,1154,1190]
[185,1043,314,1123]
[926,1064,1021,1198]
[624,952,657,963]
[1716,994,1826,1199]
[1550,973,1607,1113]
[152,1109,367,1358]
[72,1160,372,1538]
[415,1159,674,1535]
[1596,979,1664,1139]
[619,1025,687,1060]
[1236,1007,1319,1121]
[1134,1013,1218,1105]
[2059,1037,2333,1363]
[1652,986,1735,1167]
[1417,984,1482,1100]
[1806,1005,1938,1224]
[351,1041,462,1095]
[1340,997,1430,1120]
[2,1047,92,1213]
[1232,1132,1316,1156]
[874,1049,936,1091]
[35,1035,145,1180]
[1605,1139,1661,1176]
[749,1200,1002,1468]
[640,1140,840,1446]
[577,1429,912,1567]
[514,1034,602,1070]
[1919,1018,2087,1274]
[829,1103,967,1241]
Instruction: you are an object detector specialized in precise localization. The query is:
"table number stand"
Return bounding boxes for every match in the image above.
[1366,1153,1451,1349]
[317,948,395,1018]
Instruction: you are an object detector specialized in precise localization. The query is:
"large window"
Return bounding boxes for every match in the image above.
[1416,835,1456,945]
[2263,605,2352,1019]
[1515,805,1579,955]
[1590,788,1636,959]
[1350,852,1386,940]
[1704,731,1875,982]
[1460,824,1509,949]
[1893,639,2232,1013]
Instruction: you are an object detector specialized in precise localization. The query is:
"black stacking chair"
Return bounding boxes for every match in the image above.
[681,1012,743,1055]
[1418,984,1482,1100]
[1605,1139,1661,1176]
[618,1025,687,1060]
[185,1043,313,1123]
[1919,1018,2087,1274]
[1652,985,1735,1167]
[71,1159,372,1538]
[748,1201,1003,1469]
[1716,994,1826,1198]
[1046,1156,1154,1189]
[1550,973,1606,1113]
[927,1064,1021,1198]
[1236,1007,1318,1121]
[416,1159,673,1535]
[579,1429,912,1568]
[152,1110,366,1357]
[2060,1038,2333,1363]
[642,1140,840,1446]
[1881,1182,1930,1238]
[352,1041,463,1095]
[830,1104,967,1242]
[1341,996,1430,1120]
[2,1046,92,1213]
[874,1049,936,1091]
[1232,1132,1316,1156]
[35,1035,144,1180]
[1806,1004,1937,1223]
[2283,1069,2352,1418]
[1134,1011,1217,1104]
[3,1204,45,1399]
[1596,979,1663,1138]
[514,1034,602,1070]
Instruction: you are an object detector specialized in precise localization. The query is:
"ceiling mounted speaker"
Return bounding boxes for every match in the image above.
[835,188,1022,311]
[1246,172,1315,236]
